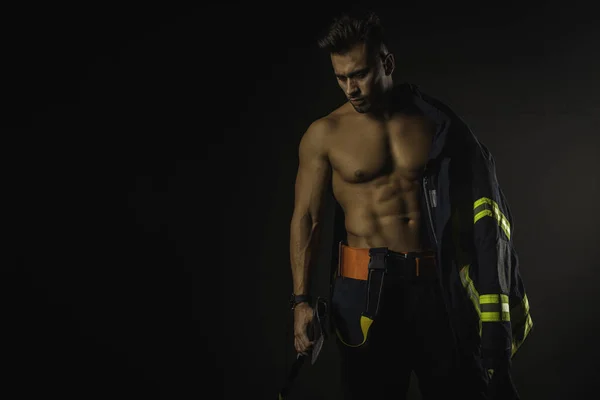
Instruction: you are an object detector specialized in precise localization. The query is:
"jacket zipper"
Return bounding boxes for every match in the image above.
[422,174,439,249]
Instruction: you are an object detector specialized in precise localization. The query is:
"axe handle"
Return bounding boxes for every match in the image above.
[306,316,316,341]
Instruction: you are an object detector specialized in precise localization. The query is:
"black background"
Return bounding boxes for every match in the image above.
[7,2,600,399]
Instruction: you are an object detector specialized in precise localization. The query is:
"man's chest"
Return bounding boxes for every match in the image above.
[328,114,435,183]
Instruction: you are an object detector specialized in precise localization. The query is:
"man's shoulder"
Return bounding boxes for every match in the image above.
[300,103,354,152]
[302,112,341,142]
[298,115,336,157]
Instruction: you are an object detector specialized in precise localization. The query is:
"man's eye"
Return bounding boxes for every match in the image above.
[355,73,366,79]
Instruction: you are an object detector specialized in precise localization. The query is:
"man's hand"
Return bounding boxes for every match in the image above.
[293,302,314,355]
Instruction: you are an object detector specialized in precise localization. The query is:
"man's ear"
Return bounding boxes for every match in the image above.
[383,53,395,76]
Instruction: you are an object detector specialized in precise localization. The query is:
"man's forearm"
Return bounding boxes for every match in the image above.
[290,213,321,295]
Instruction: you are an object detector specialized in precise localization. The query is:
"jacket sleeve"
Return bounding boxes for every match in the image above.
[469,140,515,369]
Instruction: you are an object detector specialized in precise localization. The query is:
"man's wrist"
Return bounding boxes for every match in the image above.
[290,293,311,309]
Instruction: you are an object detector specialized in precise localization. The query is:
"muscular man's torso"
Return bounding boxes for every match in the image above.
[324,102,436,253]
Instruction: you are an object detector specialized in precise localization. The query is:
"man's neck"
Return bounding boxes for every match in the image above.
[365,86,394,120]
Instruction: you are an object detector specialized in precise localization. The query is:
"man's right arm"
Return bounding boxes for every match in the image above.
[289,118,332,299]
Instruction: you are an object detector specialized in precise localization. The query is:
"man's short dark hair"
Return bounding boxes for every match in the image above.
[317,10,388,57]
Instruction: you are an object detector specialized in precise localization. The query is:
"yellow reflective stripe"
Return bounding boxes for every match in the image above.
[525,313,533,337]
[480,294,509,305]
[459,264,482,335]
[480,293,510,322]
[510,294,529,325]
[473,197,511,239]
[460,274,533,357]
[512,313,533,356]
[481,311,511,322]
[512,294,530,325]
[511,294,533,357]
[335,315,373,347]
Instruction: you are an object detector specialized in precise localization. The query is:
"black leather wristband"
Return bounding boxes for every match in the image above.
[290,294,311,309]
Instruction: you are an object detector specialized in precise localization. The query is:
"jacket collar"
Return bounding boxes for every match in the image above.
[391,83,455,163]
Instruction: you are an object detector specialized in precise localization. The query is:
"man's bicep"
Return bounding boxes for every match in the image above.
[293,120,332,220]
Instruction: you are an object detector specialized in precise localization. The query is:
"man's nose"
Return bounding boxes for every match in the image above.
[345,79,359,97]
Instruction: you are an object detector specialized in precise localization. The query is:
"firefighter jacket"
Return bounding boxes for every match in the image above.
[329,83,533,370]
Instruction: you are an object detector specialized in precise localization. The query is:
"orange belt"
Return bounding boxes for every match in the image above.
[338,242,436,281]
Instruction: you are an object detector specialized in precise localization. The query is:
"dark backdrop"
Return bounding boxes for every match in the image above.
[7,2,600,399]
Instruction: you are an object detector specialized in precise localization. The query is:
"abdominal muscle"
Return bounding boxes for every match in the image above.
[344,211,427,253]
[336,179,430,253]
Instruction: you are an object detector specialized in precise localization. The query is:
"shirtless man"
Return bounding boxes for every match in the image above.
[289,10,526,400]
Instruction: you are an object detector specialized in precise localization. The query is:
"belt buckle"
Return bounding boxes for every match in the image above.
[368,247,388,271]
[414,254,437,279]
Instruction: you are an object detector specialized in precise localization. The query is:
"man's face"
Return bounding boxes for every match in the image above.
[331,42,390,113]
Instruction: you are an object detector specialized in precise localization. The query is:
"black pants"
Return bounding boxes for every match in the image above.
[331,252,489,400]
